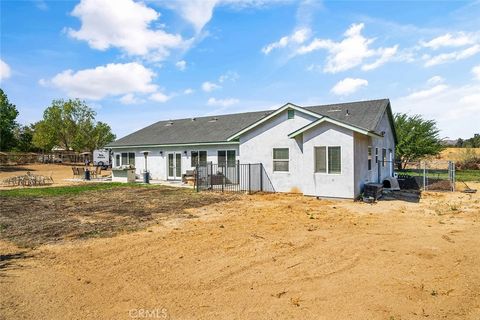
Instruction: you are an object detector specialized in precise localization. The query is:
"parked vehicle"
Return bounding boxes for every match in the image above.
[93,149,111,169]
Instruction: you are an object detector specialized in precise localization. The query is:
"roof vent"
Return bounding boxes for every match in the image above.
[345,109,350,116]
[209,117,218,122]
[165,120,173,126]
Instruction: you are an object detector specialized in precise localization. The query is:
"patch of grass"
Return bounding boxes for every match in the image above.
[0,183,154,197]
[399,169,480,182]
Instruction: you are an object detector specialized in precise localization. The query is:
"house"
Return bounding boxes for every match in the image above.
[106,99,397,199]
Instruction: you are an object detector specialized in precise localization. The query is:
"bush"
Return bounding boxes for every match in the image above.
[456,148,480,170]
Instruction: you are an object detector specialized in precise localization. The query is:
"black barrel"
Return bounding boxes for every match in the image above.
[84,169,91,180]
[143,171,150,184]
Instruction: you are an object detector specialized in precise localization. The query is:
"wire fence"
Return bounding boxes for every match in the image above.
[195,162,275,194]
[396,160,456,191]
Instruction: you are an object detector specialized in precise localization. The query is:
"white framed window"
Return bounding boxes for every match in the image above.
[191,151,207,167]
[273,148,289,172]
[314,146,326,173]
[382,148,387,167]
[120,152,135,166]
[368,146,372,171]
[287,109,295,119]
[314,146,342,174]
[115,154,120,167]
[217,150,236,167]
[375,147,379,164]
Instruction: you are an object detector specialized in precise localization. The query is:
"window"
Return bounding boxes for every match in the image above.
[217,150,236,167]
[191,151,207,167]
[115,154,120,167]
[314,146,341,174]
[368,146,372,171]
[287,109,295,119]
[382,148,387,167]
[128,152,135,166]
[273,148,289,172]
[375,147,378,164]
[314,147,326,173]
[328,147,341,174]
[121,152,135,166]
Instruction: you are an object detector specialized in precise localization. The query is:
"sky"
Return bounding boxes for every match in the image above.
[1,0,480,140]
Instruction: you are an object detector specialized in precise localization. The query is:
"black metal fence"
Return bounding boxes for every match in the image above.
[195,162,275,193]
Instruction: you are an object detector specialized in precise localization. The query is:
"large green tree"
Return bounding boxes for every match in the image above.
[13,124,37,152]
[33,99,115,152]
[394,113,444,169]
[0,89,19,151]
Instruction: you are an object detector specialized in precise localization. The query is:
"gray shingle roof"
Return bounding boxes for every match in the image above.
[107,99,391,147]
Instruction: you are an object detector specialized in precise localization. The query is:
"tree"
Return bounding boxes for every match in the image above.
[394,113,444,169]
[33,99,116,152]
[13,124,37,152]
[0,89,19,151]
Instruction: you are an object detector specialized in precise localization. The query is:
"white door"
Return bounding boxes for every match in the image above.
[167,153,182,180]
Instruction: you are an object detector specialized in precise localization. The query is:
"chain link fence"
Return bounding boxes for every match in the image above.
[396,160,455,191]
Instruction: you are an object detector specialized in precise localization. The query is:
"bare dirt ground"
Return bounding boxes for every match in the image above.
[1,185,480,320]
[0,164,109,190]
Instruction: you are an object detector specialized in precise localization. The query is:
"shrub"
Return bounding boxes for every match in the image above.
[456,148,480,170]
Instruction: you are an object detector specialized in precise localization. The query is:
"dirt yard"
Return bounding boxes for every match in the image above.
[1,186,480,320]
[0,164,109,189]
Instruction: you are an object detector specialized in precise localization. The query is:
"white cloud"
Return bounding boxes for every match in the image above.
[420,32,476,50]
[424,44,480,67]
[68,0,187,61]
[43,62,157,100]
[175,60,187,71]
[404,84,449,100]
[361,45,398,71]
[297,23,398,73]
[183,88,194,95]
[395,81,480,138]
[427,75,445,85]
[119,93,143,105]
[330,78,368,96]
[262,28,311,54]
[207,97,239,107]
[202,81,221,92]
[0,59,11,80]
[218,71,239,83]
[472,65,480,80]
[149,92,170,103]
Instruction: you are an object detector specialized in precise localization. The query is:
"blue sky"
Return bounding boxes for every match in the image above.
[1,0,479,139]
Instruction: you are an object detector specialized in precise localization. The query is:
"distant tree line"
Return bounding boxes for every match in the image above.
[455,134,480,148]
[0,88,116,153]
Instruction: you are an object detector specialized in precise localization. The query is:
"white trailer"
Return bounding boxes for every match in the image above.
[93,149,110,168]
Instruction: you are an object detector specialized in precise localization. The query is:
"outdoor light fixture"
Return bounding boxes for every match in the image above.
[159,151,163,156]
[184,150,187,155]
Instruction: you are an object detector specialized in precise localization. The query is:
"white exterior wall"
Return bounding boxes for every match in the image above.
[353,133,371,197]
[112,144,239,180]
[239,110,318,192]
[301,123,355,198]
[370,111,396,183]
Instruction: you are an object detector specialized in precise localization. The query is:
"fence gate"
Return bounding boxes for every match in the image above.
[195,162,275,193]
[396,160,456,191]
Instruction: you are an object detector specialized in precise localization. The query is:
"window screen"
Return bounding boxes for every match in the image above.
[328,147,341,174]
[273,148,289,172]
[191,151,198,167]
[227,150,236,167]
[199,151,207,166]
[121,153,127,166]
[128,152,135,166]
[314,147,326,173]
[218,150,226,166]
[382,148,387,167]
[368,146,372,170]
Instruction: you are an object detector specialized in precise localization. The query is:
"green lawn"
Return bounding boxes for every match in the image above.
[0,182,151,197]
[398,169,480,182]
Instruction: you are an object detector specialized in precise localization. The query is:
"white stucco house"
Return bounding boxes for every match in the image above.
[107,99,397,199]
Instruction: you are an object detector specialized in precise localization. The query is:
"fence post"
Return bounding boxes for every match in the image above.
[195,164,199,192]
[222,164,225,192]
[422,161,426,191]
[248,163,251,194]
[260,163,263,192]
[210,162,213,190]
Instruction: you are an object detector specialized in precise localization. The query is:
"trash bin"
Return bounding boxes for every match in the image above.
[143,171,150,184]
[84,169,91,181]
